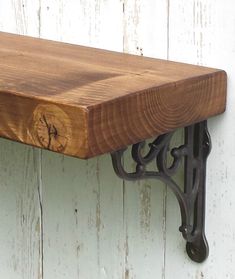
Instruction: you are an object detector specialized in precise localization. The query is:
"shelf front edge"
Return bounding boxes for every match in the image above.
[85,70,227,158]
[0,92,89,158]
[0,70,226,159]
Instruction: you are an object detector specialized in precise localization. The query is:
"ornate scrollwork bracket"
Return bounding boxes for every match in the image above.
[111,121,211,263]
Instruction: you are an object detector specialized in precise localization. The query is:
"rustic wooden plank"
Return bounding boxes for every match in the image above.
[42,152,125,279]
[40,1,125,278]
[39,0,123,50]
[0,0,40,36]
[123,0,168,58]
[0,1,42,278]
[165,0,235,278]
[123,0,169,277]
[0,139,41,278]
[0,31,226,158]
[0,1,233,279]
[0,2,17,33]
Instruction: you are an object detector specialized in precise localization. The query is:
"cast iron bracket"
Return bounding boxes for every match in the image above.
[110,121,211,263]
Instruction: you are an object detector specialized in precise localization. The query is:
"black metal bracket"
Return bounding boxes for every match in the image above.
[110,121,211,263]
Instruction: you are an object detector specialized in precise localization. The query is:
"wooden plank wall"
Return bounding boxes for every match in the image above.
[0,0,234,278]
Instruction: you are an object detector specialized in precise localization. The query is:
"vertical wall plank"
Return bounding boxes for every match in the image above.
[1,0,235,278]
[0,140,41,279]
[0,2,17,32]
[39,1,125,278]
[165,0,235,278]
[0,0,40,35]
[123,1,169,278]
[123,0,168,58]
[40,0,123,50]
[41,153,124,279]
[0,1,42,278]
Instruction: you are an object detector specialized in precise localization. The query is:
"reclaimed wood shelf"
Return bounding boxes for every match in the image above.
[0,32,227,263]
[0,32,226,159]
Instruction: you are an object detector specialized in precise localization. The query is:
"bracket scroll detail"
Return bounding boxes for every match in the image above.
[111,121,211,263]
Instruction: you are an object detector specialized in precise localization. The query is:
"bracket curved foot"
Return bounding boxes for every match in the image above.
[111,121,211,263]
[186,234,209,263]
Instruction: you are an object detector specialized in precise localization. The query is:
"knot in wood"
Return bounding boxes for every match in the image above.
[32,104,71,153]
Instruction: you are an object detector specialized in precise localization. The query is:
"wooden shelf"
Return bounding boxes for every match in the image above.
[0,32,227,159]
[0,32,227,263]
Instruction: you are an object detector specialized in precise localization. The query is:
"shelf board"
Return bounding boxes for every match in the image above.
[0,32,227,158]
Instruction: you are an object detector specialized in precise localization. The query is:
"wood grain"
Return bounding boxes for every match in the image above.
[0,31,227,158]
[0,1,234,279]
[0,3,43,279]
[0,139,41,278]
[40,2,125,278]
[123,0,169,277]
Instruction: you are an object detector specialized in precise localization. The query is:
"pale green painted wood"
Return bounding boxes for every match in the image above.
[0,1,42,278]
[41,152,124,278]
[123,1,169,277]
[165,0,235,278]
[0,138,41,278]
[0,0,234,278]
[39,0,124,50]
[123,0,169,58]
[39,1,125,278]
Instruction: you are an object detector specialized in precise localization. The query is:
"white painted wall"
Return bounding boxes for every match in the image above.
[0,1,234,278]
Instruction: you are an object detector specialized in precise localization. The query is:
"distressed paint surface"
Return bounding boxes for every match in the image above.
[0,139,41,278]
[39,1,125,278]
[123,1,169,277]
[0,1,42,279]
[41,153,125,278]
[165,1,235,278]
[0,0,234,278]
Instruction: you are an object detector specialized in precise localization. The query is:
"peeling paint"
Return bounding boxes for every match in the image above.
[140,184,151,234]
[1,0,235,278]
[125,234,129,279]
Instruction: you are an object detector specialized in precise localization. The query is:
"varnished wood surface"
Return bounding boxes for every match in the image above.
[0,32,227,158]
